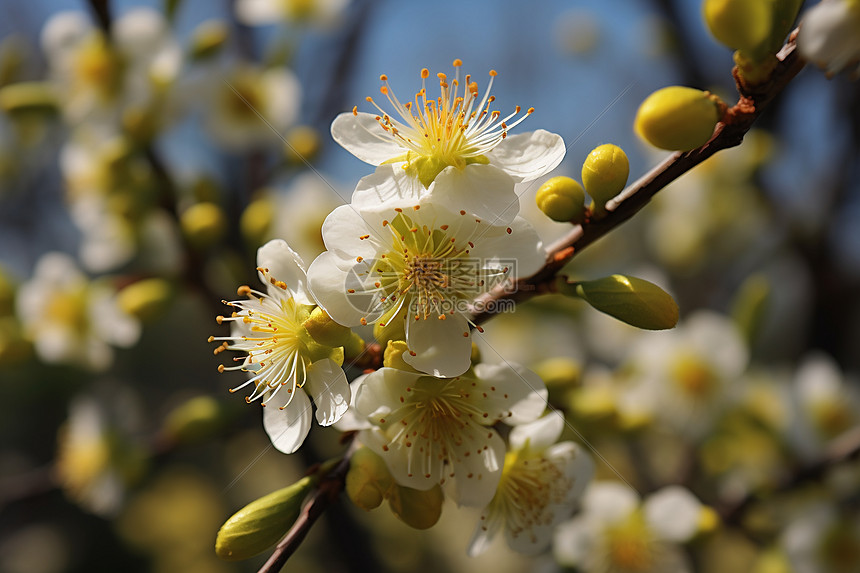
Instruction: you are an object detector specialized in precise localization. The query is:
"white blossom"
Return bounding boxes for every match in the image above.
[798,0,860,77]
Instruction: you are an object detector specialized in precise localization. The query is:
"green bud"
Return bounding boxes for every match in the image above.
[582,144,629,209]
[535,176,586,222]
[634,87,723,151]
[388,484,444,530]
[117,278,173,322]
[731,274,770,346]
[703,0,771,53]
[181,202,226,248]
[342,331,366,361]
[284,125,321,164]
[240,197,275,247]
[189,20,228,61]
[346,447,394,511]
[162,396,222,444]
[303,307,352,348]
[0,82,58,117]
[561,274,679,330]
[382,340,421,373]
[215,476,315,561]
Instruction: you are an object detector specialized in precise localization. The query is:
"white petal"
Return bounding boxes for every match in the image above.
[307,251,383,326]
[320,204,380,262]
[113,7,168,58]
[552,517,593,567]
[263,387,313,454]
[467,509,502,557]
[582,481,638,525]
[235,0,283,24]
[472,362,548,425]
[352,164,424,212]
[643,485,703,543]
[685,311,748,376]
[447,428,506,507]
[403,312,472,377]
[469,216,546,279]
[486,129,566,182]
[330,112,402,165]
[305,359,350,426]
[89,287,140,348]
[506,523,555,555]
[41,11,92,62]
[333,374,373,431]
[509,411,564,451]
[256,239,313,304]
[427,164,518,225]
[262,68,301,132]
[547,442,595,505]
[353,367,420,419]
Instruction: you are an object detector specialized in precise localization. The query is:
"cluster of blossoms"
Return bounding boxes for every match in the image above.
[213,60,598,553]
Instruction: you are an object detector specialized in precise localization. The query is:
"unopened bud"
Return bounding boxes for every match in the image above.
[215,475,315,561]
[117,278,173,322]
[346,447,394,511]
[634,87,723,151]
[284,125,321,164]
[373,306,406,346]
[535,176,586,223]
[561,274,679,330]
[582,144,629,209]
[163,396,222,444]
[533,357,581,390]
[342,331,366,361]
[189,20,228,61]
[240,197,274,247]
[703,0,771,53]
[0,82,58,117]
[382,340,421,373]
[388,484,444,530]
[303,306,352,348]
[181,202,226,248]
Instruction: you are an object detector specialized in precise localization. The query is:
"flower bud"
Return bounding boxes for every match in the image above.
[373,306,406,346]
[181,202,226,248]
[189,20,228,61]
[345,447,394,511]
[581,144,629,206]
[117,278,173,322]
[703,0,771,53]
[634,87,723,151]
[284,125,321,164]
[342,331,366,361]
[240,197,275,247]
[533,357,581,390]
[388,484,444,530]
[303,306,352,348]
[382,340,421,373]
[535,176,586,223]
[561,274,679,330]
[162,396,223,445]
[215,475,315,561]
[0,81,58,117]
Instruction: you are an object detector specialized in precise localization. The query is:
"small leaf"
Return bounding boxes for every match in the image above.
[215,476,315,561]
[564,275,679,330]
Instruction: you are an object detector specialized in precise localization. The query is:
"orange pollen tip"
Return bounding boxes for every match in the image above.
[218,364,225,373]
[380,86,388,95]
[527,107,535,114]
[394,207,403,212]
[462,332,469,337]
[437,73,447,81]
[421,68,430,79]
[365,96,373,102]
[506,227,513,234]
[352,105,358,115]
[216,316,224,324]
[460,210,466,215]
[380,74,388,81]
[413,205,420,210]
[476,326,485,333]
[489,70,498,77]
[360,317,368,326]
[440,225,449,230]
[207,335,215,342]
[515,105,521,113]
[453,58,463,66]
[237,285,251,296]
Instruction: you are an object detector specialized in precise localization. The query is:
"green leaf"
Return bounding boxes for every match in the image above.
[563,274,679,330]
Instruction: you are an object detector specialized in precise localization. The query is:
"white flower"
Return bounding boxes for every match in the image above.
[798,0,860,77]
[554,483,705,573]
[202,63,301,150]
[16,253,140,371]
[331,60,565,223]
[617,311,748,439]
[467,412,594,556]
[307,203,545,377]
[211,240,350,454]
[348,363,548,507]
[236,0,349,28]
[782,501,860,573]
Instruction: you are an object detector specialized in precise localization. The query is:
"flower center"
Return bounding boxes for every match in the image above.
[359,59,534,187]
[671,354,718,398]
[605,514,655,572]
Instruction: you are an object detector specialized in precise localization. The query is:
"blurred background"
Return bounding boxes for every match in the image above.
[1,0,859,572]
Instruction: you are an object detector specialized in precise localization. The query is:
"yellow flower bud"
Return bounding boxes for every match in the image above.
[388,484,444,530]
[342,331,366,361]
[533,357,581,390]
[162,396,223,445]
[346,447,394,511]
[697,505,721,535]
[117,278,173,322]
[373,305,406,346]
[581,144,629,206]
[634,87,723,151]
[703,0,771,53]
[382,340,421,373]
[240,197,275,247]
[751,549,792,573]
[181,202,226,248]
[215,476,315,561]
[562,274,679,330]
[190,20,228,61]
[284,125,321,164]
[535,176,586,222]
[302,306,352,348]
[0,81,58,117]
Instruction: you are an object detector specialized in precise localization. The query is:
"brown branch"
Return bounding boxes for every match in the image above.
[86,0,112,35]
[471,31,806,325]
[719,426,860,525]
[257,439,357,573]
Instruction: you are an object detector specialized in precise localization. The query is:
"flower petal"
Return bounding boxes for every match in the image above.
[330,112,402,165]
[235,0,283,25]
[403,312,472,377]
[320,204,380,263]
[486,129,566,182]
[582,481,638,526]
[553,517,593,567]
[467,508,503,557]
[427,164,518,225]
[472,362,548,425]
[305,358,350,426]
[643,485,703,543]
[256,239,313,304]
[262,387,312,454]
[352,164,424,212]
[509,411,564,451]
[307,251,380,326]
[469,216,546,279]
[506,523,555,555]
[447,427,506,507]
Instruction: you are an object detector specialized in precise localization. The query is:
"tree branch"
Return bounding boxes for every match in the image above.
[471,31,806,325]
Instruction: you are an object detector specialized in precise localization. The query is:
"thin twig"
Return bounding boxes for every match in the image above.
[86,0,112,35]
[471,31,806,326]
